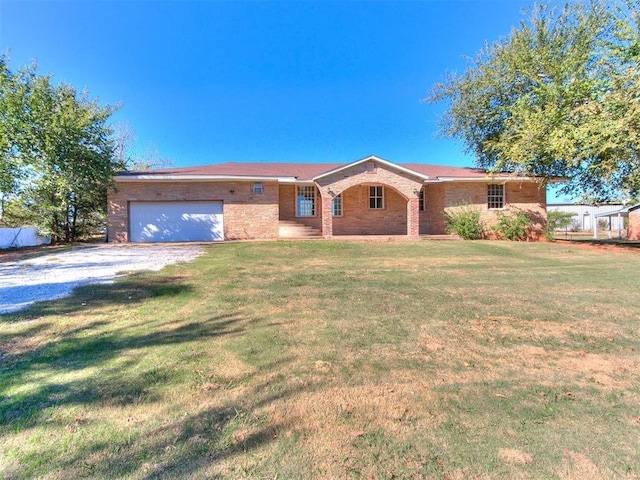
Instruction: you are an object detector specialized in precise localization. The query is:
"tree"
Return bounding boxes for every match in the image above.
[0,59,29,215]
[112,121,172,171]
[427,0,640,202]
[544,210,576,240]
[0,57,124,242]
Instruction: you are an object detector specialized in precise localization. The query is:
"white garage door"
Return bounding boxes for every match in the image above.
[129,201,224,243]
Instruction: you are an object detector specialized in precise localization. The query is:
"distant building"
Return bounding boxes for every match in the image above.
[594,204,640,240]
[547,203,625,231]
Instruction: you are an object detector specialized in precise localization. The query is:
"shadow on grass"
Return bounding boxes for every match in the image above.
[0,273,245,423]
[27,358,313,479]
[0,307,252,425]
[0,269,310,478]
[556,238,640,249]
[2,272,194,321]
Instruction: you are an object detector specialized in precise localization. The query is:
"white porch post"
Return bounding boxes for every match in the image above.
[618,212,622,239]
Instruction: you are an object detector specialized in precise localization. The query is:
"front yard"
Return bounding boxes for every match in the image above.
[1,241,638,479]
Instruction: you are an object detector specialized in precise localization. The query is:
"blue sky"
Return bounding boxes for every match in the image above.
[1,0,568,199]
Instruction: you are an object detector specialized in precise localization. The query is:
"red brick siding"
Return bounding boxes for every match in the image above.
[108,181,279,242]
[423,184,445,234]
[629,209,640,240]
[108,171,548,242]
[333,185,407,235]
[315,161,423,199]
[315,161,422,237]
[424,181,546,239]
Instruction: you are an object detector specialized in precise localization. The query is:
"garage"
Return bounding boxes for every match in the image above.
[129,201,224,242]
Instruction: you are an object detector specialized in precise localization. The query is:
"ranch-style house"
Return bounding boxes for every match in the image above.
[107,155,550,243]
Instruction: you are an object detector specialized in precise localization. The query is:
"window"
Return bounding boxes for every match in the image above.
[419,189,425,212]
[251,182,264,195]
[296,186,316,216]
[488,184,504,209]
[369,186,384,209]
[332,194,343,217]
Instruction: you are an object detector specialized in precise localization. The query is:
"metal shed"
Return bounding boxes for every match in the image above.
[547,203,625,231]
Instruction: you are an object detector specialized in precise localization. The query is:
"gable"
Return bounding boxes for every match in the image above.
[313,157,425,200]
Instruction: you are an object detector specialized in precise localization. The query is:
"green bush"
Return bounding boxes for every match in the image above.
[544,210,576,240]
[444,205,485,240]
[493,210,531,241]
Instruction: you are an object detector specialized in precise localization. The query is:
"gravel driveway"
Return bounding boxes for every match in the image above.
[0,244,205,314]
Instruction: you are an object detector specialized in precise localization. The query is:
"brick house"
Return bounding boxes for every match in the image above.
[107,155,549,242]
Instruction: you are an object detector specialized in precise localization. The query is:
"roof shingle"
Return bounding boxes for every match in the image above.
[122,161,491,181]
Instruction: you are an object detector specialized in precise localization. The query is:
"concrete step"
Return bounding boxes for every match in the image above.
[278,221,322,238]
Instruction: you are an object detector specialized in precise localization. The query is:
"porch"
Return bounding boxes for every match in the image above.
[278,183,423,239]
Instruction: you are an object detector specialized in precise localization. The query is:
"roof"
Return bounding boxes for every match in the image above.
[116,155,550,183]
[594,203,640,217]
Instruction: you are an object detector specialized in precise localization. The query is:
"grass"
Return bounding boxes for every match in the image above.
[1,240,639,479]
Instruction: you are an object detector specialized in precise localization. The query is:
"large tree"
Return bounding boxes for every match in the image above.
[427,0,640,202]
[0,57,124,242]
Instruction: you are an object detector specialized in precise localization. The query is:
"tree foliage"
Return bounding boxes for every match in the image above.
[427,0,640,202]
[0,57,124,242]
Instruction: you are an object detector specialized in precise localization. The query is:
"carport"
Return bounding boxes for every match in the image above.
[593,203,640,240]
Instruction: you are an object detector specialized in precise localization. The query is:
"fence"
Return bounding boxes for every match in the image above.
[0,227,50,249]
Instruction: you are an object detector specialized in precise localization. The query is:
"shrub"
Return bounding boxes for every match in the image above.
[569,219,582,232]
[544,210,576,241]
[444,205,485,240]
[493,210,531,241]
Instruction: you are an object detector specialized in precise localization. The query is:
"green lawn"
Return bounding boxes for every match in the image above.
[1,241,639,479]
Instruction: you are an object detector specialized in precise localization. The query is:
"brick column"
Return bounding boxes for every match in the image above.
[321,195,333,238]
[407,197,420,239]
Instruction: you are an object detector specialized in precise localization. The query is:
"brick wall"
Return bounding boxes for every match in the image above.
[629,209,640,240]
[108,180,279,242]
[333,185,407,235]
[108,171,549,242]
[424,181,547,239]
[423,183,445,234]
[315,160,423,199]
[315,160,422,237]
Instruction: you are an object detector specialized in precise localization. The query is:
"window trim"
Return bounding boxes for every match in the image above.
[296,185,317,217]
[251,182,264,195]
[369,185,384,210]
[487,183,505,210]
[332,193,343,217]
